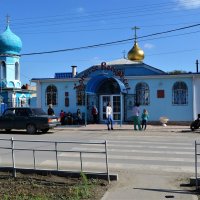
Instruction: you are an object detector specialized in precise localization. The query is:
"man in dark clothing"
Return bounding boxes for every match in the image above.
[48,104,54,116]
[92,105,98,124]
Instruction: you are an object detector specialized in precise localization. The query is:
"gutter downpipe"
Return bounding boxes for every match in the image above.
[192,76,196,120]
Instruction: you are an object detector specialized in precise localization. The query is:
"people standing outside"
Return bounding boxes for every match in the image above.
[60,110,65,125]
[47,104,54,116]
[106,102,114,130]
[77,108,82,125]
[133,103,142,130]
[141,109,149,130]
[92,105,98,124]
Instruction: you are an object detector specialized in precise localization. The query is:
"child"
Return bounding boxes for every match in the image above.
[141,109,149,130]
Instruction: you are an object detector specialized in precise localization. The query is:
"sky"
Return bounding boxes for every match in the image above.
[1,0,200,84]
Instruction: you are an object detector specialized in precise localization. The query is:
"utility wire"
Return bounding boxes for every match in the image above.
[9,0,199,31]
[11,0,198,25]
[21,23,200,56]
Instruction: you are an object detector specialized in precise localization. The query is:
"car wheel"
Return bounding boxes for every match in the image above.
[26,124,37,134]
[41,128,49,133]
[5,129,11,133]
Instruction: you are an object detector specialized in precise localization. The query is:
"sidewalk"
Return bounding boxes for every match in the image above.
[57,123,191,132]
[102,171,197,200]
[98,124,197,200]
[57,124,198,200]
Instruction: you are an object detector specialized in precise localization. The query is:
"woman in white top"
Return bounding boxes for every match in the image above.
[106,102,113,130]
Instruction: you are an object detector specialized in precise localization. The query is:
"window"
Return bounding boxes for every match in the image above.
[172,81,188,105]
[0,61,6,80]
[15,109,28,117]
[15,62,19,80]
[46,85,57,105]
[65,92,69,107]
[135,82,150,105]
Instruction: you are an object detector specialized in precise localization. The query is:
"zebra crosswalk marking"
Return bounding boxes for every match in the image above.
[40,138,196,173]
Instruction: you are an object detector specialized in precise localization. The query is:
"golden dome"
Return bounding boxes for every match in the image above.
[128,41,144,61]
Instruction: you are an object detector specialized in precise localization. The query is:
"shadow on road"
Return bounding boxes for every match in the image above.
[133,187,195,195]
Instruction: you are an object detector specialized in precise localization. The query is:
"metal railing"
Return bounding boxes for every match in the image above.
[195,141,200,190]
[0,137,110,182]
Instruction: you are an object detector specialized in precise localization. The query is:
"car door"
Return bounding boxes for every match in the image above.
[0,109,15,129]
[14,109,30,129]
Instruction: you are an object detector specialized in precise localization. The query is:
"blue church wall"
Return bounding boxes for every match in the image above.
[30,97,37,107]
[36,75,194,122]
[127,76,193,121]
[5,57,19,82]
[0,56,20,88]
[8,81,15,87]
[40,80,81,116]
[6,63,15,81]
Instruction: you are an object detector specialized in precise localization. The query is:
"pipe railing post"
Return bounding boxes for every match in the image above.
[105,140,110,183]
[55,142,59,171]
[33,150,36,170]
[0,138,110,181]
[195,141,198,190]
[11,137,16,178]
[80,152,83,172]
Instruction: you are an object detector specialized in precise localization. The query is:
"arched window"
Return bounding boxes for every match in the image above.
[0,61,6,80]
[135,82,150,105]
[172,81,188,105]
[15,62,19,80]
[46,85,57,105]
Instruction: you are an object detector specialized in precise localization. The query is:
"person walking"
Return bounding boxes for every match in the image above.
[133,102,142,130]
[47,104,54,116]
[141,109,149,130]
[92,105,98,124]
[106,102,113,130]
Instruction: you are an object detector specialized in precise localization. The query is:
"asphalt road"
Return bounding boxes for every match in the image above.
[0,124,199,199]
[0,124,199,173]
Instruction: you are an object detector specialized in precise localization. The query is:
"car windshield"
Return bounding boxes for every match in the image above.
[31,108,47,115]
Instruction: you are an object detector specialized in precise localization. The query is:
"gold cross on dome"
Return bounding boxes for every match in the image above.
[131,26,140,42]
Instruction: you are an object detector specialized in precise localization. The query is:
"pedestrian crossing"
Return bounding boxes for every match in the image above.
[40,136,197,174]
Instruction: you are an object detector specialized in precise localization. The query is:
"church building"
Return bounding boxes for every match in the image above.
[0,19,33,113]
[32,28,200,125]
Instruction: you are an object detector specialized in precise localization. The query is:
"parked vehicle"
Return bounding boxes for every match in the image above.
[0,107,60,134]
[190,114,200,131]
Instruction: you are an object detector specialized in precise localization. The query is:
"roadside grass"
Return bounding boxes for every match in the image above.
[0,172,109,200]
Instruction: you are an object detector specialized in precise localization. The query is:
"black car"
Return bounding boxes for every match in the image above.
[0,107,60,134]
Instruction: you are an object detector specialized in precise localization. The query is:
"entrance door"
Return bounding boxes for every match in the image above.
[100,95,121,121]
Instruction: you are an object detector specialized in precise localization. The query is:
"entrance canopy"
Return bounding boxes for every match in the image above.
[86,74,127,94]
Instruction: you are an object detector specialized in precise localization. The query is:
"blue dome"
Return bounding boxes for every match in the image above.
[0,25,22,55]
